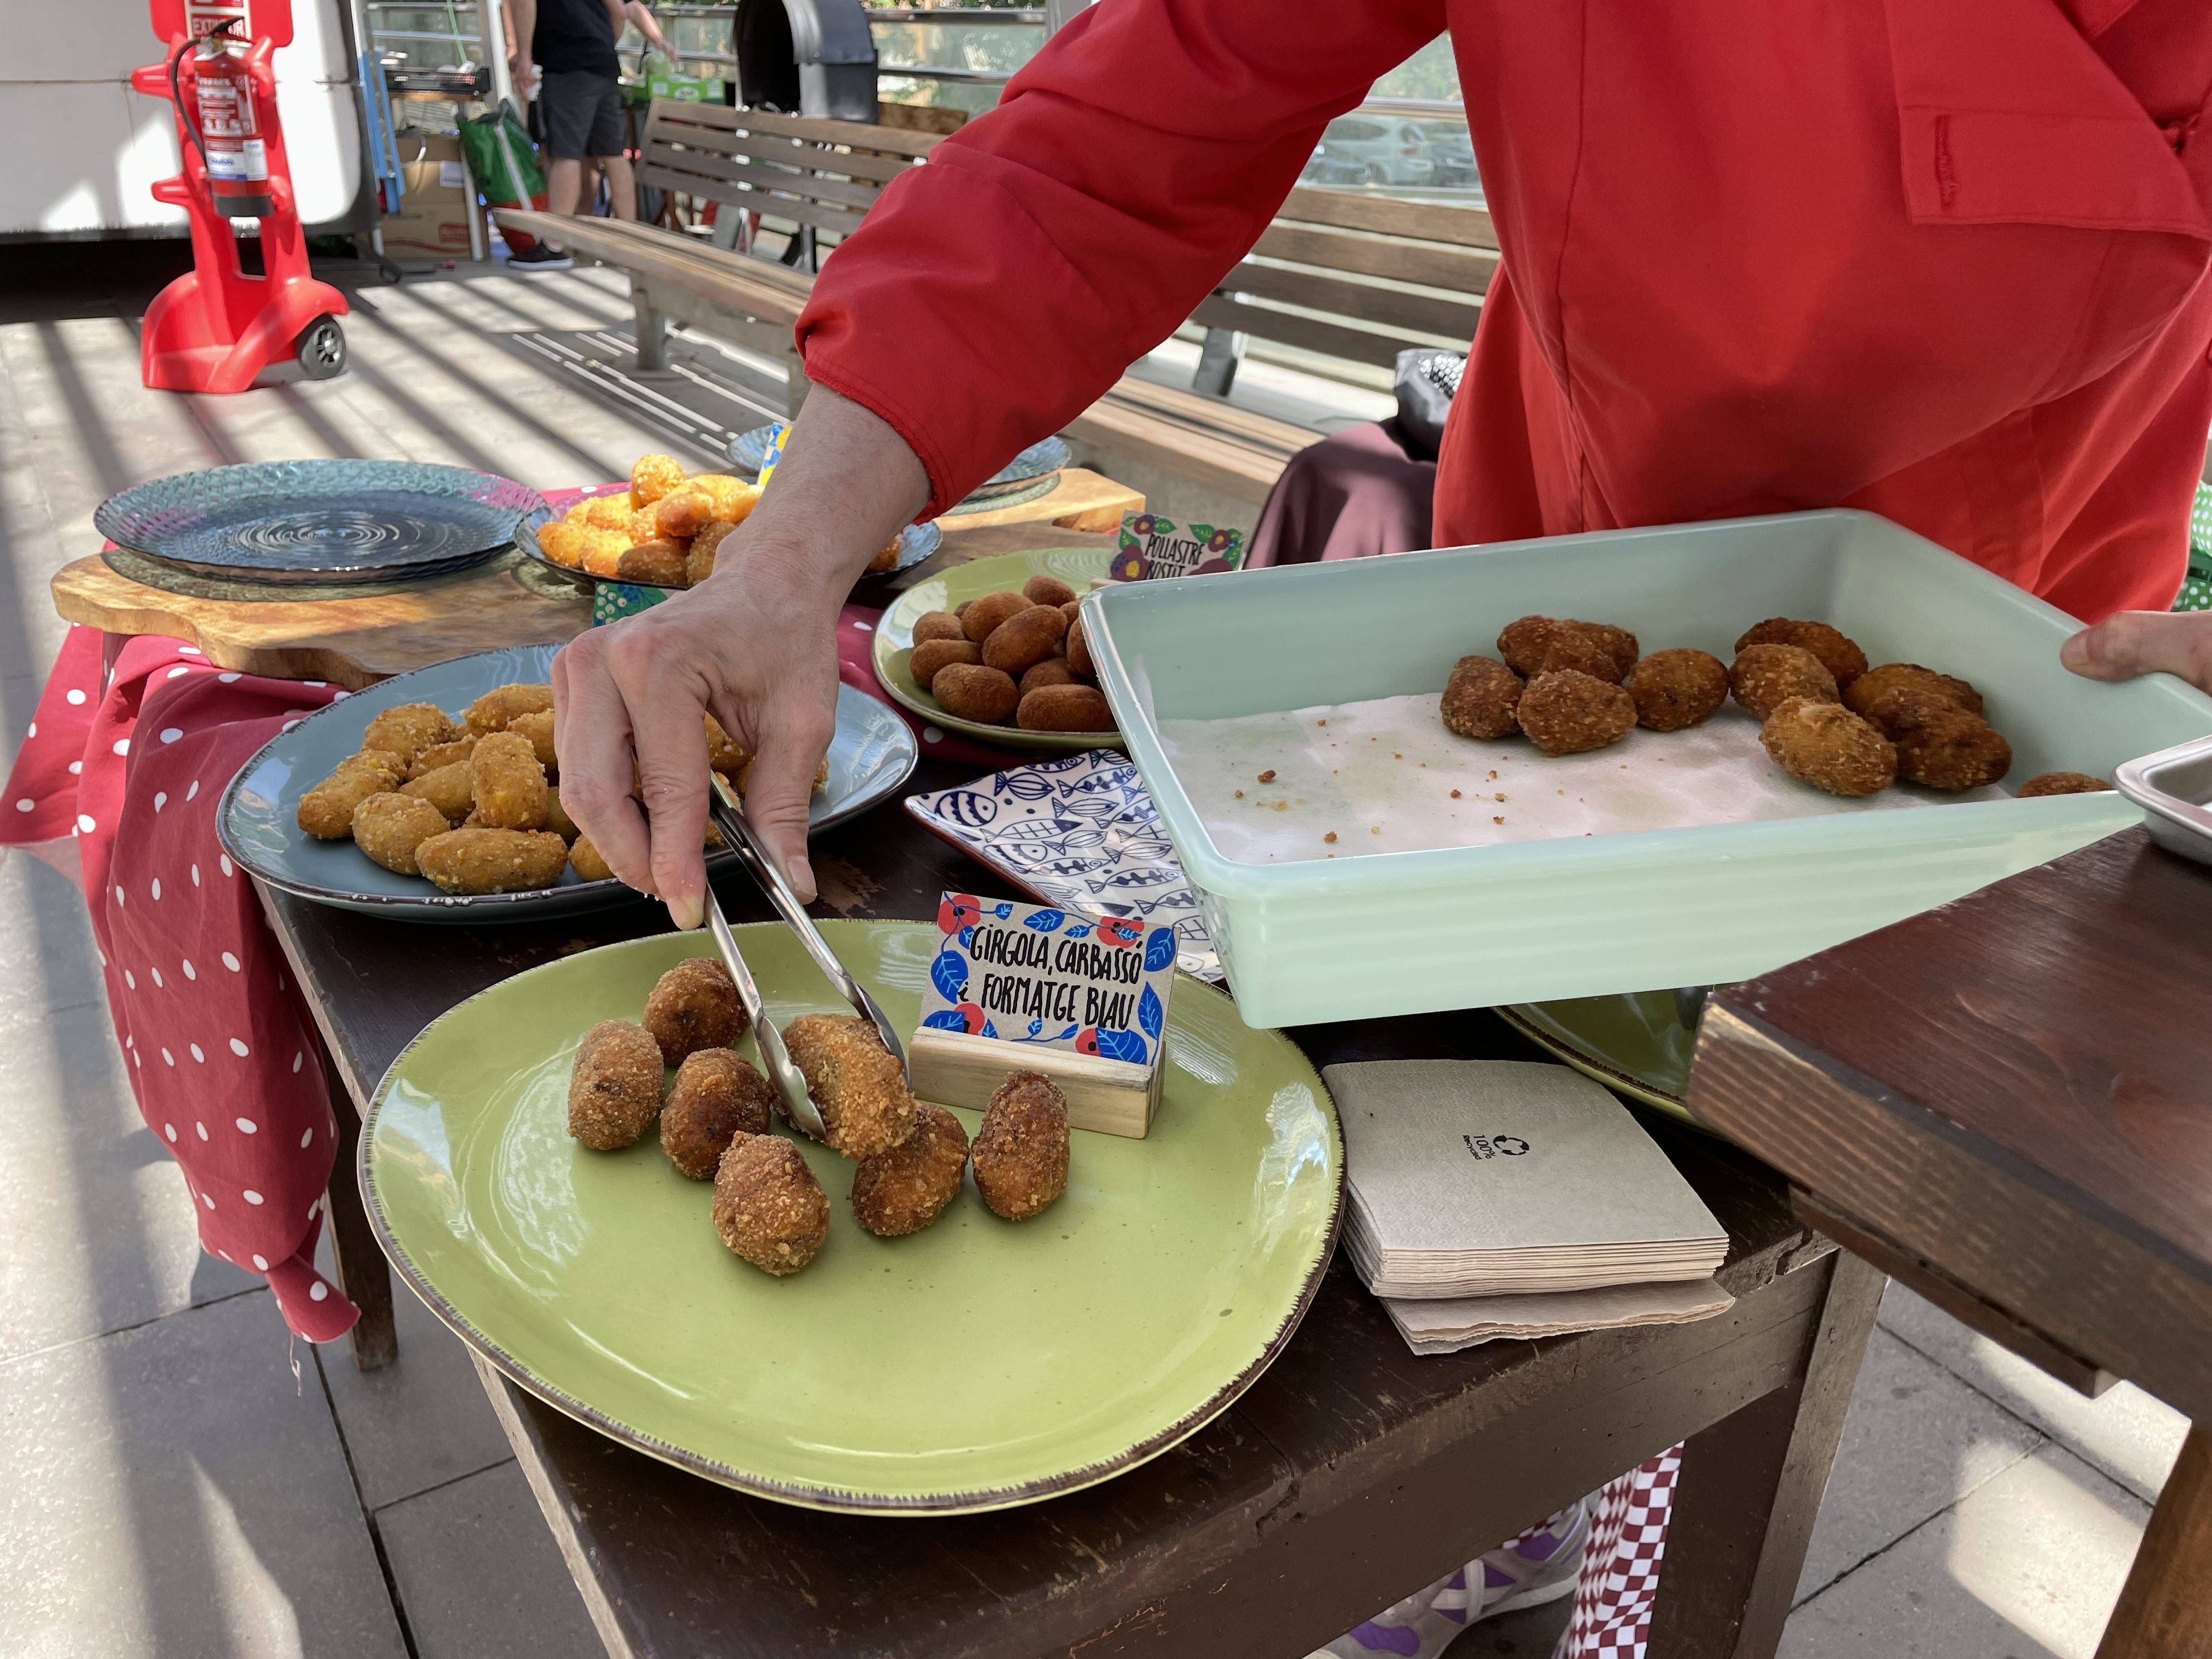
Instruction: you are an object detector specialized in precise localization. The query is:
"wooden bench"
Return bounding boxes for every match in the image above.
[499,105,1498,505]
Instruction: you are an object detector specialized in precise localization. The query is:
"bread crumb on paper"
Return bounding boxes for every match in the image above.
[1273,800,1288,811]
[1450,788,1462,798]
[1234,789,1244,798]
[1257,769,1276,783]
[1323,831,1337,844]
[1493,815,1505,825]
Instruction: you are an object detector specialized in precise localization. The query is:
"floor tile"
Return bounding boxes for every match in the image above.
[1797,1326,2046,1600]
[0,844,106,1018]
[377,1460,603,1659]
[1781,1444,2148,1659]
[1880,1283,2186,1504]
[0,1290,408,1659]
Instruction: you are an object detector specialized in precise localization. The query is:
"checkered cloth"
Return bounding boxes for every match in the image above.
[1553,1444,1683,1658]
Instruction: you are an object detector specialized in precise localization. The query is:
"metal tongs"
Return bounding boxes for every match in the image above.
[698,772,909,1140]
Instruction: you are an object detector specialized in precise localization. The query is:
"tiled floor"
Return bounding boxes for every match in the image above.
[0,245,2188,1658]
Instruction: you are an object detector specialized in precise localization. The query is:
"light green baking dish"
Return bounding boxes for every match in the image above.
[1084,510,2212,1029]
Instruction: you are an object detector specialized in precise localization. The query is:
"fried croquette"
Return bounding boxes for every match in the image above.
[1626,648,1729,732]
[569,834,613,882]
[1863,691,2012,791]
[360,703,457,768]
[1730,644,1839,721]
[1065,615,1096,680]
[781,1013,918,1159]
[297,750,407,839]
[1023,574,1079,608]
[684,474,757,524]
[1516,669,1637,755]
[912,610,967,646]
[498,710,554,776]
[866,535,905,575]
[910,637,981,692]
[415,827,569,894]
[972,1071,1070,1221]
[1843,662,1983,720]
[578,528,630,578]
[1019,657,1074,698]
[405,735,477,780]
[400,760,473,825]
[1440,654,1525,740]
[646,491,708,541]
[850,1102,970,1237]
[661,1048,775,1179]
[616,538,691,588]
[584,493,636,532]
[1017,682,1115,732]
[543,786,578,842]
[534,520,586,568]
[932,662,1020,724]
[469,730,549,830]
[1496,616,1628,684]
[1758,696,1896,797]
[643,957,748,1064]
[962,590,1032,644]
[2018,771,2114,797]
[567,1019,664,1151]
[1735,619,1869,688]
[712,1134,830,1276]
[1577,622,1640,679]
[686,519,741,585]
[350,791,452,876]
[981,603,1068,674]
[702,713,749,776]
[629,452,689,508]
[465,681,555,736]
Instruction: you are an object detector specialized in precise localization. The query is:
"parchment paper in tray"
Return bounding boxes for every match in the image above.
[1156,693,2007,865]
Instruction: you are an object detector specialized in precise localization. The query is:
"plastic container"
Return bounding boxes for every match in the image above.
[1084,510,2212,1028]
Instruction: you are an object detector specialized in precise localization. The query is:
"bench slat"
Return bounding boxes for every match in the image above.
[1103,373,1328,454]
[1250,222,1496,295]
[644,101,944,160]
[494,210,809,324]
[1190,294,1426,369]
[1067,381,1321,504]
[637,162,870,236]
[1217,261,1481,341]
[642,114,922,188]
[642,148,885,213]
[1279,185,1498,251]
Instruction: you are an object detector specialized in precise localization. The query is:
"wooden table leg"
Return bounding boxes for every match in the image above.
[2098,1425,2212,1658]
[318,1036,398,1371]
[1646,1248,1886,1659]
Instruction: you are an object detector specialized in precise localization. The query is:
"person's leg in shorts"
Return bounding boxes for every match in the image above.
[578,74,636,222]
[537,69,622,223]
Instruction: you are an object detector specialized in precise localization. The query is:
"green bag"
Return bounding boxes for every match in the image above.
[459,100,545,208]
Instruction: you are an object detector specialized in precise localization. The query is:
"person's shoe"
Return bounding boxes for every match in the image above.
[1303,1502,1590,1658]
[506,241,574,270]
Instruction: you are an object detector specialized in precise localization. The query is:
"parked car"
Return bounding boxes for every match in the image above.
[1420,122,1481,190]
[1302,116,1438,187]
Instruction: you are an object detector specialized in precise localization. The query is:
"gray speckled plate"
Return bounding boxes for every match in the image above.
[217,645,917,922]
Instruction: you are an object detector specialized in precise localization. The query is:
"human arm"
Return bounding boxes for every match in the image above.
[2062,611,2212,694]
[551,388,928,924]
[505,0,534,94]
[623,1,672,56]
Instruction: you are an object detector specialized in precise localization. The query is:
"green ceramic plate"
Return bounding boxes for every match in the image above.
[363,920,1340,1514]
[1498,993,1699,1121]
[872,546,1126,752]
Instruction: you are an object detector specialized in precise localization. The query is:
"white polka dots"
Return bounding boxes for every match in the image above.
[218,672,241,684]
[131,1048,141,1069]
[222,952,240,972]
[66,760,82,776]
[188,1042,204,1062]
[166,666,189,680]
[153,791,167,811]
[123,970,136,991]
[111,737,129,754]
[186,781,200,802]
[853,619,873,632]
[219,854,233,877]
[304,680,326,688]
[13,799,31,812]
[195,1121,207,1139]
[235,1116,257,1133]
[309,1281,329,1302]
[163,1124,177,1142]
[178,646,201,656]
[24,721,33,738]
[201,1192,215,1209]
[76,814,94,833]
[251,1254,269,1271]
[299,1127,313,1149]
[64,688,86,706]
[291,1051,304,1074]
[150,967,163,988]
[159,727,182,744]
[331,689,351,699]
[190,864,201,887]
[150,879,161,901]
[181,959,196,981]
[280,719,300,731]
[228,1038,250,1057]
[115,885,125,906]
[923,724,947,744]
[160,1048,174,1066]
[242,1189,264,1206]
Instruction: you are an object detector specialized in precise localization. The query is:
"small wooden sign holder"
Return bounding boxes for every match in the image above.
[909,1028,1162,1139]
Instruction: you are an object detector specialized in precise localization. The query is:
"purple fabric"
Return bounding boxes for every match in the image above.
[1245,417,1436,569]
[1345,1622,1425,1656]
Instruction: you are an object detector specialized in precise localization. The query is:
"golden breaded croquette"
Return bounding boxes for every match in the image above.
[962,590,1032,644]
[584,493,636,531]
[1843,662,1983,720]
[661,1048,775,1179]
[1023,574,1078,608]
[1517,669,1637,755]
[1019,657,1074,698]
[360,703,457,768]
[1066,614,1096,680]
[568,834,613,882]
[850,1102,970,1237]
[981,604,1068,675]
[406,735,477,781]
[703,713,749,775]
[2018,771,2114,797]
[1861,690,2012,791]
[1440,654,1525,740]
[1496,616,1627,684]
[1735,619,1869,688]
[469,730,548,830]
[972,1071,1070,1221]
[1576,622,1640,679]
[682,474,755,524]
[416,827,569,894]
[543,786,578,842]
[686,519,741,585]
[932,663,1020,724]
[1730,643,1838,721]
[781,1013,918,1159]
[534,520,586,569]
[643,957,748,1064]
[1626,647,1730,731]
[350,791,452,877]
[465,682,556,736]
[506,708,557,773]
[1759,696,1895,797]
[567,1019,664,1150]
[1017,683,1115,732]
[297,750,407,839]
[912,610,967,646]
[400,760,473,826]
[579,529,630,578]
[910,637,981,692]
[629,453,689,508]
[713,1134,830,1276]
[616,538,691,588]
[653,492,714,540]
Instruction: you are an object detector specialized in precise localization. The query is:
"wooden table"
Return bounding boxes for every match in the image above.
[1688,826,2212,1659]
[258,776,1881,1659]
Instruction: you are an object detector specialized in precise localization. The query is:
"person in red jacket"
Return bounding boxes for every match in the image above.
[553,0,2212,927]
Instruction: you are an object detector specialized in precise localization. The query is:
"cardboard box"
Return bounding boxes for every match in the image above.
[380,130,476,257]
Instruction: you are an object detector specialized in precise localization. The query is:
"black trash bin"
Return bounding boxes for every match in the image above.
[735,0,878,121]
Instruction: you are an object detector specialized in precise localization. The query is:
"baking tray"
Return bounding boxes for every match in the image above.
[1083,510,2212,1028]
[2117,733,2212,868]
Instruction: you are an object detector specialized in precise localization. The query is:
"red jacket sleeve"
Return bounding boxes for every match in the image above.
[795,0,1448,517]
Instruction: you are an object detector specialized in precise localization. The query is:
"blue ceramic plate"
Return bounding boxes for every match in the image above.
[95,460,551,586]
[217,645,917,922]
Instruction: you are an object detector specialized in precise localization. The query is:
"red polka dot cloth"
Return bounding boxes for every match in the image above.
[1,626,356,1343]
[1552,1443,1684,1658]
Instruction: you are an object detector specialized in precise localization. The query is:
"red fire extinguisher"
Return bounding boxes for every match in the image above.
[170,21,274,219]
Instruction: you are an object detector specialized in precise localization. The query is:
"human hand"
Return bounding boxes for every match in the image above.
[2060,611,2212,696]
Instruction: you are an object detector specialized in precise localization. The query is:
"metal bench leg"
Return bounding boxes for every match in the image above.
[1193,326,1246,398]
[634,287,670,373]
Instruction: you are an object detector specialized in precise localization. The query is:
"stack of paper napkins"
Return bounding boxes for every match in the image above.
[1324,1059,1733,1355]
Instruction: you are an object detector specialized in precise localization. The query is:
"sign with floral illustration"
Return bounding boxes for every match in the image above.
[1112,512,1246,581]
[918,892,1178,1068]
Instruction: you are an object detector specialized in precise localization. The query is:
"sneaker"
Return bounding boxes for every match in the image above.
[1305,1501,1590,1659]
[506,241,574,270]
